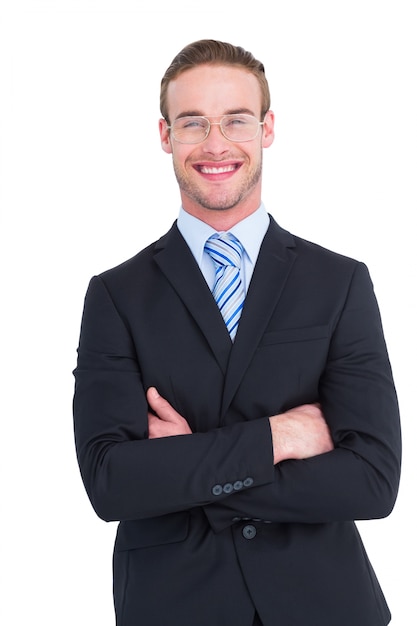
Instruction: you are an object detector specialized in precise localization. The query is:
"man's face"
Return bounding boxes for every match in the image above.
[160,64,274,220]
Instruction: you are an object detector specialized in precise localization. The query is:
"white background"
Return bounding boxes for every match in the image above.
[1,1,416,624]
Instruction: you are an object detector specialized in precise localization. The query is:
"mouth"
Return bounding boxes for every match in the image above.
[197,163,240,175]
[193,161,243,183]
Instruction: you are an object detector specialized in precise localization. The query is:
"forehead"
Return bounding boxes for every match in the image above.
[166,64,263,119]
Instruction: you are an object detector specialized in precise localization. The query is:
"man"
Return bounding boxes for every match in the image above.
[73,39,401,626]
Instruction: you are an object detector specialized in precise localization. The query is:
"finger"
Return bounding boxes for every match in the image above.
[146,387,182,423]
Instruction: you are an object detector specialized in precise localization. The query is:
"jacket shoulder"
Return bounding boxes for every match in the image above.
[268,216,363,273]
[95,223,180,287]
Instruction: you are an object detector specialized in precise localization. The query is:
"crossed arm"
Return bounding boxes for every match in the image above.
[147,387,334,464]
[74,266,401,524]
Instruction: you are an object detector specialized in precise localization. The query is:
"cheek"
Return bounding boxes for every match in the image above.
[172,146,196,169]
[246,145,263,167]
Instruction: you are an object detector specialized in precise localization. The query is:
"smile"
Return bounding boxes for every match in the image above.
[198,164,239,175]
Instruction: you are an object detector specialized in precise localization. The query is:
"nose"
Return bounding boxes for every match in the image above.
[202,121,229,153]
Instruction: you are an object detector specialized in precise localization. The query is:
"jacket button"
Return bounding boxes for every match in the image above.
[242,524,257,540]
[243,477,254,487]
[233,480,243,491]
[223,483,233,494]
[212,484,223,496]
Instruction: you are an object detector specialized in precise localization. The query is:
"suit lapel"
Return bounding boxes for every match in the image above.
[153,218,297,413]
[220,218,297,419]
[153,223,232,374]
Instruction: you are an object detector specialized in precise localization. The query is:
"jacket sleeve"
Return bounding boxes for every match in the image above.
[203,262,402,532]
[73,275,275,522]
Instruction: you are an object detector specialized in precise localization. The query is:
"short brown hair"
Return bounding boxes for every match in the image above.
[160,39,271,123]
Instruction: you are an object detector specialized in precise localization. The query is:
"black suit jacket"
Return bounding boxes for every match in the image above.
[73,217,401,626]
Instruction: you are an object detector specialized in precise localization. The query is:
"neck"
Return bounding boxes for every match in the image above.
[181,198,261,232]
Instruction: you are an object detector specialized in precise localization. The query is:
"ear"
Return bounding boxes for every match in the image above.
[159,118,173,154]
[261,110,275,148]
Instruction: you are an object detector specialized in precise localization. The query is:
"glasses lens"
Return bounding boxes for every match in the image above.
[172,117,209,144]
[221,115,260,141]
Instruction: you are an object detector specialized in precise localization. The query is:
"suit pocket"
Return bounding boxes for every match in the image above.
[259,324,329,346]
[247,325,330,408]
[115,511,190,552]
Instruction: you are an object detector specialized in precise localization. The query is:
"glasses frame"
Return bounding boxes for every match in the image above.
[167,114,265,144]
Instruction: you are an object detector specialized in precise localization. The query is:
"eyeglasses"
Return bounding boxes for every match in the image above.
[167,114,264,144]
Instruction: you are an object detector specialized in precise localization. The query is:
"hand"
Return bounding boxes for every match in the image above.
[269,404,334,464]
[147,387,192,439]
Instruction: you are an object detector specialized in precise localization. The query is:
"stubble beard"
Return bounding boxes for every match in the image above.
[173,154,263,212]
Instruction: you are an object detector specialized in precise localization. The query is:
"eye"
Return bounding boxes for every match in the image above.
[224,115,250,128]
[177,117,207,130]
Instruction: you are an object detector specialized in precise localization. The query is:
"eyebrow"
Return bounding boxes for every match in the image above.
[175,107,256,119]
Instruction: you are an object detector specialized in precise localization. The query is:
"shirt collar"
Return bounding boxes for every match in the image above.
[177,204,270,267]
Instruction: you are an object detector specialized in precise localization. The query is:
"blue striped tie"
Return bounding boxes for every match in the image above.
[204,233,245,341]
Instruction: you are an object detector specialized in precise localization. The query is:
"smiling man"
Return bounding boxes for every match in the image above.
[73,40,401,626]
[160,63,274,222]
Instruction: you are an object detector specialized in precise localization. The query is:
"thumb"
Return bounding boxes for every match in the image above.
[147,386,160,400]
[147,387,179,423]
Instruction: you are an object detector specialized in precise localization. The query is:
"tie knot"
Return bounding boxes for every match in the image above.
[204,233,244,269]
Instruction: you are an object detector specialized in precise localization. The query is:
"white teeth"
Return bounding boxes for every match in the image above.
[200,164,236,174]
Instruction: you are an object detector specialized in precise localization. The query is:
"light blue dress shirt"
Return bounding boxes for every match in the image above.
[177,204,270,293]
